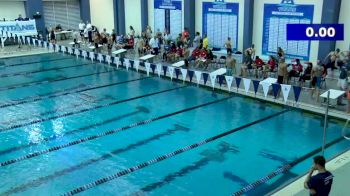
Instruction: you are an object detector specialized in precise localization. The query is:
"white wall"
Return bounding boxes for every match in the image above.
[0,1,26,21]
[125,0,142,36]
[195,0,245,51]
[336,0,350,51]
[90,0,115,33]
[252,0,323,62]
[147,0,184,34]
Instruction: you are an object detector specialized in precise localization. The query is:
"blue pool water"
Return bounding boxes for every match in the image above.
[0,53,349,195]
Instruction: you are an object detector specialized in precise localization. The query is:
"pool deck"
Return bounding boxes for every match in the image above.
[271,149,350,196]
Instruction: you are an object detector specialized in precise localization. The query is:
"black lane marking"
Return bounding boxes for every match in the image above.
[0,63,91,78]
[0,75,148,109]
[61,109,289,195]
[1,125,191,195]
[0,106,150,156]
[0,76,150,124]
[232,134,350,196]
[1,94,113,127]
[132,142,239,195]
[0,77,157,132]
[0,92,231,167]
[0,67,110,92]
[0,57,72,68]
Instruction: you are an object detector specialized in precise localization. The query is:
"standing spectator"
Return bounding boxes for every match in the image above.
[129,26,135,37]
[246,44,256,59]
[86,21,93,44]
[182,27,190,41]
[149,36,159,55]
[311,60,325,102]
[337,59,350,105]
[288,58,303,83]
[225,37,232,54]
[276,47,285,61]
[203,34,209,49]
[49,30,56,44]
[146,25,152,39]
[299,62,312,86]
[277,58,287,84]
[324,48,341,78]
[304,156,333,196]
[193,32,201,48]
[78,20,85,40]
[226,52,236,76]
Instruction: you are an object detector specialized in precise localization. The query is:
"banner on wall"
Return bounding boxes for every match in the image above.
[202,1,239,49]
[0,20,37,37]
[262,2,314,60]
[154,0,182,39]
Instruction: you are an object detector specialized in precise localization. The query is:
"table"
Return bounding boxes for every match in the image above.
[88,44,103,50]
[320,89,345,99]
[259,77,277,86]
[54,30,73,40]
[172,60,185,68]
[112,49,127,58]
[211,68,227,75]
[139,54,155,63]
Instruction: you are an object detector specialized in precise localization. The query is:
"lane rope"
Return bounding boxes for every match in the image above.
[61,109,289,196]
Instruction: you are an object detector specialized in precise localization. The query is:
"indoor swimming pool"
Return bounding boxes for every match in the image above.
[0,53,349,195]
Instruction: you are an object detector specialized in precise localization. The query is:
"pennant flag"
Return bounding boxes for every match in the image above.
[180,68,187,82]
[134,60,140,72]
[156,64,162,77]
[124,59,130,70]
[252,80,260,95]
[168,66,175,80]
[82,50,87,59]
[162,66,167,76]
[218,75,225,87]
[188,70,194,82]
[261,82,270,98]
[145,62,151,76]
[43,41,47,48]
[175,68,180,79]
[74,49,80,58]
[235,77,241,91]
[49,43,54,50]
[225,76,234,91]
[89,51,95,62]
[272,83,280,99]
[114,57,121,68]
[26,37,30,44]
[195,70,202,85]
[106,55,111,64]
[243,78,251,93]
[68,47,73,55]
[281,84,291,103]
[151,64,156,74]
[209,73,217,89]
[98,53,103,63]
[203,73,209,85]
[293,86,302,102]
[38,40,42,47]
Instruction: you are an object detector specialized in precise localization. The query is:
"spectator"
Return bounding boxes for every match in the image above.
[246,44,256,59]
[129,26,135,37]
[203,34,209,49]
[193,32,201,48]
[240,50,253,77]
[276,47,285,61]
[311,60,325,102]
[225,37,232,54]
[304,156,333,196]
[299,62,312,86]
[146,25,152,39]
[86,21,93,44]
[337,59,350,105]
[49,30,56,44]
[182,27,190,41]
[149,36,159,55]
[288,58,303,83]
[277,58,287,84]
[79,20,85,38]
[16,14,24,21]
[203,49,214,70]
[195,48,208,68]
[188,46,201,64]
[253,56,264,78]
[226,52,236,76]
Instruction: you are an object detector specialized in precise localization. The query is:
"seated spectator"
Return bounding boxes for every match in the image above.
[195,48,208,68]
[266,55,277,71]
[203,49,214,70]
[115,35,126,49]
[124,36,134,49]
[240,50,253,77]
[183,45,190,59]
[176,33,183,48]
[288,58,303,83]
[253,56,265,78]
[299,62,313,86]
[188,46,202,63]
[163,43,177,62]
[138,37,146,55]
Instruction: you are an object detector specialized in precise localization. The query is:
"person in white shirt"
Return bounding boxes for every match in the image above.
[78,20,85,41]
[86,21,93,44]
[193,32,201,48]
[149,36,159,55]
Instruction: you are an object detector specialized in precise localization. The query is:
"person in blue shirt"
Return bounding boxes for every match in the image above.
[304,156,333,196]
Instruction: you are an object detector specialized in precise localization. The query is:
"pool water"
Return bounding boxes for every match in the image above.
[0,53,349,196]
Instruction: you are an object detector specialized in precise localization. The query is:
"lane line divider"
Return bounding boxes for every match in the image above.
[0,63,91,78]
[61,109,289,196]
[0,93,232,167]
[0,57,73,68]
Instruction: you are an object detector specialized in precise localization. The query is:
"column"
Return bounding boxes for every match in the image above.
[141,0,148,31]
[25,0,45,37]
[243,0,254,51]
[317,0,341,60]
[184,0,195,40]
[80,0,91,23]
[114,0,126,34]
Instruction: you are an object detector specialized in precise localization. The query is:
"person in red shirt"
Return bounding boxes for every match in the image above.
[187,46,201,62]
[254,56,264,69]
[182,27,190,40]
[267,55,277,71]
[195,48,208,68]
[124,36,134,49]
[288,58,304,83]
